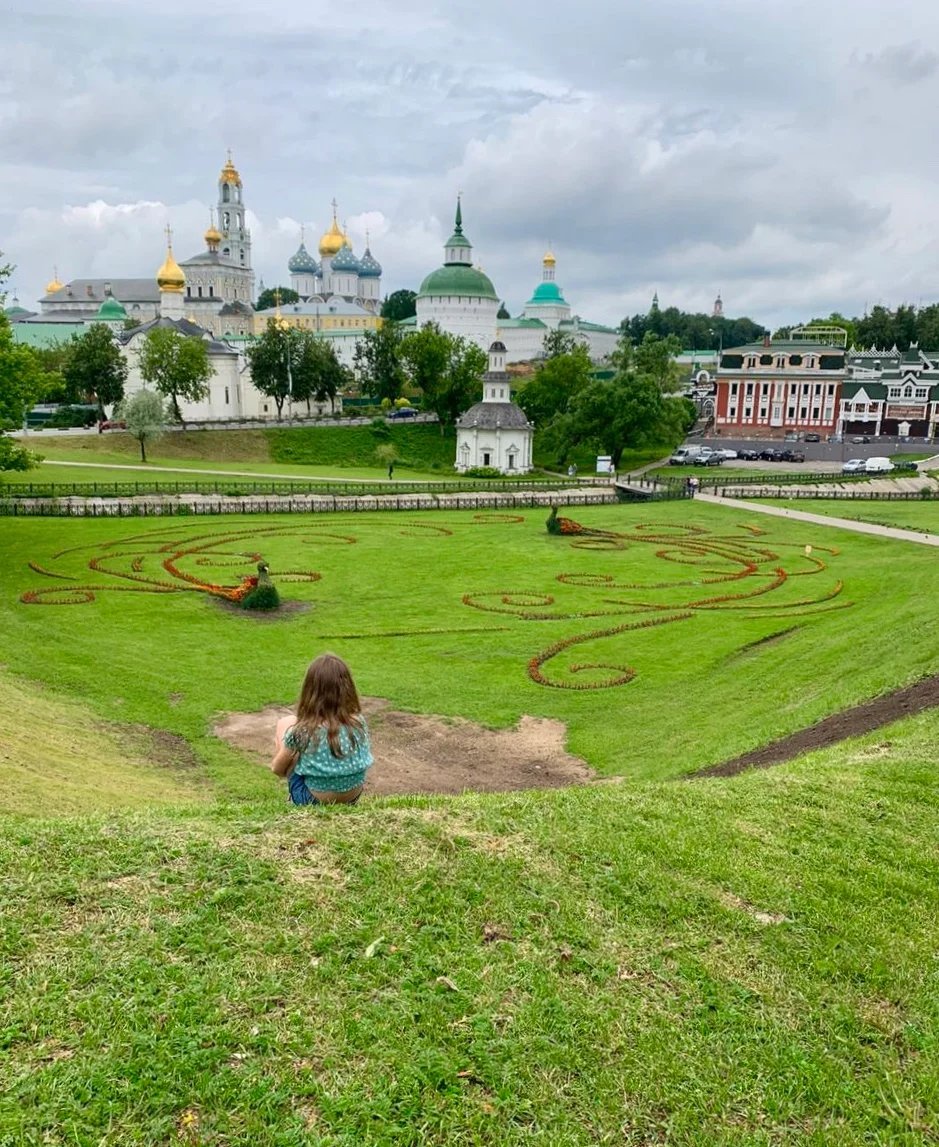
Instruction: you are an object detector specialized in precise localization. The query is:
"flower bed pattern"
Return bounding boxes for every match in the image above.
[19,513,851,691]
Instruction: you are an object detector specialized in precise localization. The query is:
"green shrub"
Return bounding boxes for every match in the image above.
[463,466,504,479]
[241,583,281,611]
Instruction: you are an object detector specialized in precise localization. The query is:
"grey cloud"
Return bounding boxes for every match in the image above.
[858,43,939,86]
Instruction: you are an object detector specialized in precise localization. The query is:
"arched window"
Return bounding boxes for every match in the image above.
[222,186,230,202]
[223,212,230,229]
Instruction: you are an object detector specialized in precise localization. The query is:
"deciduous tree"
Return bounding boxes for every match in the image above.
[380,289,417,322]
[354,323,406,403]
[256,286,300,312]
[516,344,593,426]
[137,328,212,426]
[292,331,345,414]
[116,389,167,462]
[0,433,42,473]
[246,320,298,418]
[0,315,49,429]
[63,323,128,416]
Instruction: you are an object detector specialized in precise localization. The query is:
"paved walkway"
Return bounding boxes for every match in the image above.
[36,460,411,484]
[697,492,939,547]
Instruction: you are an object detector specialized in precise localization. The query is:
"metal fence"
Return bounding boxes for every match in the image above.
[2,476,609,500]
[0,488,618,518]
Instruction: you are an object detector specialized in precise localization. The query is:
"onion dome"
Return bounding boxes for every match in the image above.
[319,200,346,257]
[204,209,222,250]
[528,281,566,304]
[156,226,186,293]
[331,243,361,274]
[288,233,318,275]
[45,270,64,295]
[358,242,382,278]
[418,264,498,301]
[220,150,242,188]
[96,294,127,322]
[542,249,556,268]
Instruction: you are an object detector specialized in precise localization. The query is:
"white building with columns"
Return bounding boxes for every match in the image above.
[455,341,534,473]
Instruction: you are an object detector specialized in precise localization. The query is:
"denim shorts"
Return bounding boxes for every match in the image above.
[288,771,362,807]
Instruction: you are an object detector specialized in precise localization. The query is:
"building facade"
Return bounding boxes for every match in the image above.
[841,346,939,439]
[286,203,383,312]
[714,337,846,438]
[455,341,534,473]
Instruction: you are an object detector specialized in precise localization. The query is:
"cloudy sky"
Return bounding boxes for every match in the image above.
[3,0,939,328]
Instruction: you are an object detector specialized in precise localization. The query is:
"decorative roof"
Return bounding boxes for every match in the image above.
[156,226,186,293]
[45,270,64,295]
[418,264,498,301]
[204,209,222,250]
[220,150,242,187]
[288,234,319,275]
[358,242,382,278]
[319,200,345,257]
[456,401,531,430]
[527,281,566,305]
[96,295,127,321]
[542,249,556,267]
[331,243,361,274]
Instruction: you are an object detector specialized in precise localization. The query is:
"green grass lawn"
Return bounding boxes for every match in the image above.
[2,710,937,1144]
[3,501,938,797]
[773,497,939,534]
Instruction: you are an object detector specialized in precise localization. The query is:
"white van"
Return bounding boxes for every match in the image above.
[865,457,894,474]
[668,446,703,466]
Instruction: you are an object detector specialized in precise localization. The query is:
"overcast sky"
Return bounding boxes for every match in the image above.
[3,0,939,329]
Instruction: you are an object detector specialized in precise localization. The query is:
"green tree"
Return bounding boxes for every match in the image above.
[542,329,580,359]
[380,289,417,322]
[0,433,43,473]
[634,332,684,392]
[116,389,167,462]
[401,323,486,431]
[0,315,50,429]
[0,252,12,306]
[516,344,593,426]
[137,328,212,426]
[256,286,300,312]
[292,331,345,414]
[246,320,298,419]
[63,323,128,416]
[354,323,405,403]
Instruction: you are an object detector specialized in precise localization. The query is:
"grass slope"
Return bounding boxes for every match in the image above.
[2,711,937,1144]
[3,502,939,788]
[0,671,209,814]
[774,497,939,534]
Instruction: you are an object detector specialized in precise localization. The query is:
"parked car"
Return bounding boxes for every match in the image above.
[388,407,418,419]
[779,450,805,463]
[865,457,894,473]
[804,433,821,443]
[737,449,759,461]
[842,458,866,473]
[893,459,918,472]
[851,434,871,444]
[697,448,724,466]
[714,448,738,460]
[758,448,782,462]
[669,446,703,465]
[784,431,800,441]
[97,419,127,432]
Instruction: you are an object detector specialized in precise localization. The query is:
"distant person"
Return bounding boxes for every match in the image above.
[271,653,373,806]
[567,463,577,479]
[388,461,395,479]
[688,475,700,498]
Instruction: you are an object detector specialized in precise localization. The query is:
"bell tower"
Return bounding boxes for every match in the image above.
[217,150,252,270]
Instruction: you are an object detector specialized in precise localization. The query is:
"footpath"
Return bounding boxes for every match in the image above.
[697,492,939,548]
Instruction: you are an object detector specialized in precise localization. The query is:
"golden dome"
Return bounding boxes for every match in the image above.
[204,210,222,249]
[319,198,346,257]
[157,226,185,293]
[220,149,242,187]
[543,249,557,267]
[45,271,64,295]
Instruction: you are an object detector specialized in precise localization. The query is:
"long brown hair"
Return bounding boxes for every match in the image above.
[294,653,364,758]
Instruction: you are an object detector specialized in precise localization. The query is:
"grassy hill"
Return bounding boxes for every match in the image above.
[2,709,937,1143]
[3,500,939,1141]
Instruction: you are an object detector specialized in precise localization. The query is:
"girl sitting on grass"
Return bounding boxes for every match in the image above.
[271,653,373,806]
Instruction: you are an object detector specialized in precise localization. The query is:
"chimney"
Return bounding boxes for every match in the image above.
[763,332,771,347]
[86,284,94,298]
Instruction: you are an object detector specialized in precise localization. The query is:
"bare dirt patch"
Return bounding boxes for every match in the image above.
[698,673,939,778]
[213,698,595,796]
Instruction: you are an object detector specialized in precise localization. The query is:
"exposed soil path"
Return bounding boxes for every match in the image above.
[697,673,939,778]
[214,698,596,797]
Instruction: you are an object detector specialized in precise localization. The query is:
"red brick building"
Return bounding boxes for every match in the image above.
[714,337,846,439]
